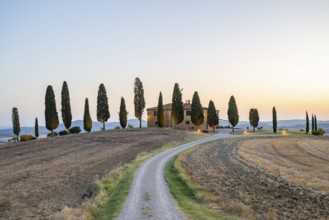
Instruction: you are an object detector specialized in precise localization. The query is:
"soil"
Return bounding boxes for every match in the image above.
[184,136,329,220]
[0,128,192,220]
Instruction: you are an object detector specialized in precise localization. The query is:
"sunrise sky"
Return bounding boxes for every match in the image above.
[1,1,329,126]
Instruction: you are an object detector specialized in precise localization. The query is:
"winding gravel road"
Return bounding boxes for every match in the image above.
[117,131,233,220]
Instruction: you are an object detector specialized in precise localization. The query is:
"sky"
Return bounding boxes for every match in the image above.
[1,0,329,126]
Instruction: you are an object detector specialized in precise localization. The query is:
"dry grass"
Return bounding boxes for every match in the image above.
[238,136,329,191]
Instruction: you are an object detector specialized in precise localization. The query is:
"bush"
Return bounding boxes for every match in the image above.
[59,130,69,136]
[312,129,325,136]
[69,126,81,134]
[202,129,209,133]
[114,126,121,129]
[312,130,324,136]
[128,124,134,129]
[20,134,36,142]
[47,132,58,137]
[318,128,325,136]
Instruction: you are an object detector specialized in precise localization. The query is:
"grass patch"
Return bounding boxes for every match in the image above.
[165,153,236,220]
[232,129,309,136]
[83,133,208,220]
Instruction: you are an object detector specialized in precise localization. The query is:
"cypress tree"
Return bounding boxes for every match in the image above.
[12,107,20,139]
[306,111,309,134]
[172,83,184,125]
[207,100,219,133]
[134,77,146,128]
[35,117,39,138]
[119,97,128,129]
[61,81,72,130]
[45,85,59,135]
[227,95,239,132]
[315,115,318,131]
[191,91,204,128]
[312,114,315,132]
[272,107,277,134]
[83,98,92,132]
[97,84,110,131]
[249,108,259,133]
[157,92,164,128]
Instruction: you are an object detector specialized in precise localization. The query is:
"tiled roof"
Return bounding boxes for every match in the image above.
[147,103,208,111]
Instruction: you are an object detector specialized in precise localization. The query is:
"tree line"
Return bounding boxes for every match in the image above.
[9,78,325,141]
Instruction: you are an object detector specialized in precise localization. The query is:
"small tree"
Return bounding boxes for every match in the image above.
[83,98,92,132]
[272,107,277,134]
[191,91,204,129]
[249,108,259,133]
[134,77,146,128]
[227,95,239,132]
[61,81,72,130]
[172,83,184,125]
[45,85,59,135]
[157,92,164,128]
[12,107,20,139]
[306,111,309,134]
[119,97,128,129]
[315,115,318,131]
[97,84,110,131]
[207,100,219,133]
[35,117,39,138]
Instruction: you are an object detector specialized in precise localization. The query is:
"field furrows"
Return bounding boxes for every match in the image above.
[185,137,329,220]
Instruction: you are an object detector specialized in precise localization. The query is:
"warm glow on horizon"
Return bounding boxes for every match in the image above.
[0,1,328,126]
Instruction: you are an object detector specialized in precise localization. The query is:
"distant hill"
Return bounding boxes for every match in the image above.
[220,119,329,131]
[0,119,147,138]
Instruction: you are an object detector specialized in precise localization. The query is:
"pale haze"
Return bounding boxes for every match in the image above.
[1,1,329,126]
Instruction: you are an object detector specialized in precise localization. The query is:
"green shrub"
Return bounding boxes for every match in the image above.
[128,124,134,129]
[202,129,208,133]
[114,125,121,129]
[312,129,325,136]
[47,132,58,137]
[318,128,325,136]
[59,130,69,136]
[20,134,36,142]
[69,126,81,134]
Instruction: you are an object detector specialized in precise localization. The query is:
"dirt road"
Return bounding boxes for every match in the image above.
[0,128,192,219]
[117,130,233,220]
[185,136,329,220]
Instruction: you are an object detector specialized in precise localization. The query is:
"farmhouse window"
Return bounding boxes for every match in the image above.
[186,120,190,124]
[154,111,158,116]
[186,111,192,116]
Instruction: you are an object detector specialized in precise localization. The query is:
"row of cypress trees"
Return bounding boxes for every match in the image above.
[44,77,146,135]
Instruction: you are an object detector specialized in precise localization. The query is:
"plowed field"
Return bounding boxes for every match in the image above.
[0,128,192,219]
[184,136,329,220]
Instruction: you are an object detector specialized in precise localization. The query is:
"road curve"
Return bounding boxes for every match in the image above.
[117,131,234,220]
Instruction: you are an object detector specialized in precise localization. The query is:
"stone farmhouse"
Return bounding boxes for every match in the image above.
[146,100,219,130]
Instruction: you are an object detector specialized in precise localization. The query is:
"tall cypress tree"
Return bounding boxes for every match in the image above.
[191,91,204,128]
[312,114,315,132]
[119,97,128,129]
[83,98,92,132]
[227,95,239,132]
[172,83,184,125]
[97,84,110,131]
[61,81,72,130]
[207,100,219,133]
[134,77,146,128]
[315,115,318,131]
[12,107,20,139]
[249,108,259,133]
[35,117,39,138]
[157,92,164,128]
[45,85,59,135]
[306,111,309,134]
[272,107,277,134]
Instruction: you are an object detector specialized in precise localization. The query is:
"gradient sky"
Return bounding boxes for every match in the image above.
[1,0,329,126]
